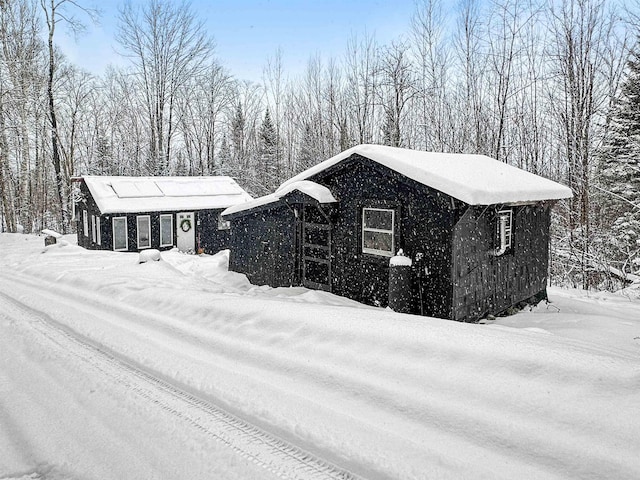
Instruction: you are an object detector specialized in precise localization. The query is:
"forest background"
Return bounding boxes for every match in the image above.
[2,0,640,292]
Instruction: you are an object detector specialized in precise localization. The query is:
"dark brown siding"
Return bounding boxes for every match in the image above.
[307,156,458,315]
[451,204,550,321]
[228,204,297,287]
[196,209,230,254]
[76,182,104,249]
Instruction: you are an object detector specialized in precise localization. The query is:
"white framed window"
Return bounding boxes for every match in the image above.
[362,207,395,257]
[496,209,513,255]
[82,210,88,237]
[217,213,230,230]
[91,215,97,242]
[137,215,151,249]
[96,217,101,245]
[113,217,128,251]
[160,214,173,247]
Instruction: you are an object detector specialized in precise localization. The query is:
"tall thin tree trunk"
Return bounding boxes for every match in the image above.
[44,0,66,232]
[0,100,16,233]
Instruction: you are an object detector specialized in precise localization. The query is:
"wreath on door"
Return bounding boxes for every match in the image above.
[180,218,192,232]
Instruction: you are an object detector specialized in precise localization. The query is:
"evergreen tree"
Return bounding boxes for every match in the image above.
[598,44,640,277]
[382,109,400,147]
[217,133,231,176]
[94,135,113,175]
[257,107,278,194]
[174,151,188,176]
[298,122,317,171]
[231,102,245,168]
[229,101,250,190]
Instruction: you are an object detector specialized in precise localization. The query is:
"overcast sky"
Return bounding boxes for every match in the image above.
[56,0,420,82]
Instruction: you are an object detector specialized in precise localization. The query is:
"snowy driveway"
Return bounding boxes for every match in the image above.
[1,233,639,480]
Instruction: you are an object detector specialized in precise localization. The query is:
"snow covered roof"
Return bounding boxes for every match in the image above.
[80,176,253,214]
[222,180,337,217]
[280,144,573,206]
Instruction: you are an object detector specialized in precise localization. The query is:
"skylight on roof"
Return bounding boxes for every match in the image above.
[156,178,243,197]
[111,181,163,198]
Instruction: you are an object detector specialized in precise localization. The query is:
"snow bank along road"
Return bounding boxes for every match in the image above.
[1,233,640,479]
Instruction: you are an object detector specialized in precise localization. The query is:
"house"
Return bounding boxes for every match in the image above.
[221,144,572,322]
[73,176,252,254]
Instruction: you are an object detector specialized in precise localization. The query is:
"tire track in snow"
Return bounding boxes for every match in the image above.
[0,289,364,480]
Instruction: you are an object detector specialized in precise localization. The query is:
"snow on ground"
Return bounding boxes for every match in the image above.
[0,233,639,480]
[493,288,640,356]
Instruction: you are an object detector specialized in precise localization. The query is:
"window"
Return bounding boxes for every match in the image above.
[137,215,151,249]
[362,208,395,257]
[96,217,101,245]
[91,215,97,243]
[496,209,513,256]
[160,214,173,247]
[217,213,230,230]
[113,217,128,251]
[82,210,88,237]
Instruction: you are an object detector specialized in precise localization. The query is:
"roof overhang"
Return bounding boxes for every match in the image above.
[222,180,337,218]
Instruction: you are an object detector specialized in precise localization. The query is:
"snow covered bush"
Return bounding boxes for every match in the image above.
[139,249,162,263]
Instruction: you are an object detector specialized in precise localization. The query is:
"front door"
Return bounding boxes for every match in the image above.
[301,204,332,291]
[176,212,195,252]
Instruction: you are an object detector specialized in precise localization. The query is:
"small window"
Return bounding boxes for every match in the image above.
[96,217,101,245]
[113,217,128,251]
[91,215,97,243]
[218,213,230,230]
[137,215,151,249]
[496,209,513,255]
[160,214,173,247]
[362,207,395,257]
[82,210,88,237]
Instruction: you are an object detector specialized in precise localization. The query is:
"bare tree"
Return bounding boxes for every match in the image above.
[263,48,287,176]
[116,0,212,175]
[507,3,549,175]
[0,0,38,232]
[41,0,96,232]
[325,58,350,154]
[299,55,327,162]
[486,0,527,161]
[179,61,236,175]
[546,0,627,289]
[0,75,15,232]
[228,80,263,194]
[379,40,416,147]
[56,65,95,183]
[453,0,490,154]
[410,0,451,151]
[344,32,380,145]
[98,66,148,175]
